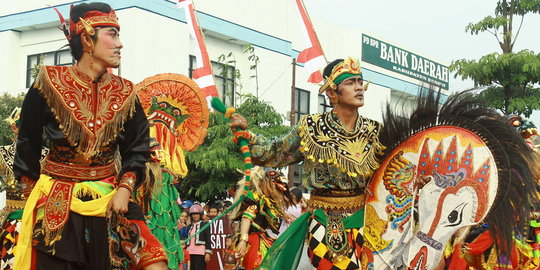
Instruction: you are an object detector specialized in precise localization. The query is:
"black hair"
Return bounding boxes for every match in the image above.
[290,187,303,203]
[323,59,344,96]
[209,203,220,211]
[322,59,344,79]
[69,2,113,61]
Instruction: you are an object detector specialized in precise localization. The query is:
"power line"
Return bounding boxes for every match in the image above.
[259,62,292,99]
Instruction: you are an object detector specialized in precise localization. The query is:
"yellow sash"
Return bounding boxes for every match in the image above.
[13,174,117,270]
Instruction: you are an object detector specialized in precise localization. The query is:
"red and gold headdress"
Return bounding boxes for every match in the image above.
[51,5,119,42]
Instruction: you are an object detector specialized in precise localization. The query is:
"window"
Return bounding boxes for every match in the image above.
[188,55,196,78]
[212,61,235,107]
[295,88,310,123]
[318,94,331,113]
[189,55,235,107]
[26,49,73,87]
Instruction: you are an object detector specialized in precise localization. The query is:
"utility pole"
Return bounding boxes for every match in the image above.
[288,58,297,187]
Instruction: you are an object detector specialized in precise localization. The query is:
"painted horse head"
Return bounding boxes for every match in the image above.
[364,91,537,269]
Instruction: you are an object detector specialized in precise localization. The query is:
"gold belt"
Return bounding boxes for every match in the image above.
[43,158,116,181]
[5,199,26,210]
[308,189,365,212]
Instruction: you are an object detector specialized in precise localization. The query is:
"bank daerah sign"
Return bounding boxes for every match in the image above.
[362,34,449,89]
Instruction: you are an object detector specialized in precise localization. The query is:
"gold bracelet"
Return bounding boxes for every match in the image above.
[119,172,136,190]
[240,233,249,242]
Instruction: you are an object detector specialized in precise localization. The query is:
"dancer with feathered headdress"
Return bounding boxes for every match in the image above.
[230,166,292,270]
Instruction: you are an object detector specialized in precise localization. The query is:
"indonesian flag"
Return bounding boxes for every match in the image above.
[293,0,326,83]
[177,0,219,97]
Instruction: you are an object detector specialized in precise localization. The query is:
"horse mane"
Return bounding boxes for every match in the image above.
[380,89,539,256]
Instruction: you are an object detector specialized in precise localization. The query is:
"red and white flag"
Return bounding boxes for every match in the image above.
[293,0,326,84]
[177,0,219,98]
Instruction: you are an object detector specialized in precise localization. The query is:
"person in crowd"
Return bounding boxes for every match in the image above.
[207,203,220,220]
[223,234,240,270]
[185,204,212,269]
[179,236,191,270]
[278,187,304,235]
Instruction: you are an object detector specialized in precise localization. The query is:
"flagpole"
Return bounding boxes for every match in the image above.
[288,58,297,186]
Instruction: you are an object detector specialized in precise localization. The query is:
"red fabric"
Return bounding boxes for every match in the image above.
[466,231,493,255]
[242,233,262,270]
[294,0,325,84]
[130,220,168,269]
[446,244,469,270]
[179,249,190,269]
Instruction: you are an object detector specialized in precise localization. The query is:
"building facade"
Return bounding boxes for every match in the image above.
[0,0,449,200]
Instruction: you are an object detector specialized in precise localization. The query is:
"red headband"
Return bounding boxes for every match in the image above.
[51,5,119,42]
[70,10,120,36]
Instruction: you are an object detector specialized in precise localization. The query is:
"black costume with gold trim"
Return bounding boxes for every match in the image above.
[250,111,384,269]
[13,66,167,269]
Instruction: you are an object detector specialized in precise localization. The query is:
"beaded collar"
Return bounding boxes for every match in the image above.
[298,111,385,177]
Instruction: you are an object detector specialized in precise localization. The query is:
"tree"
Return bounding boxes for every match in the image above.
[179,94,290,202]
[450,0,540,117]
[0,93,25,145]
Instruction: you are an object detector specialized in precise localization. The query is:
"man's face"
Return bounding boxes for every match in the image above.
[92,27,122,69]
[336,76,365,108]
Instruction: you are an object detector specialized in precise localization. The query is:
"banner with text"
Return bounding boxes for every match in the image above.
[361,34,449,89]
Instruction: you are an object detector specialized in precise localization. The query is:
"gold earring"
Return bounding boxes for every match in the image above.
[89,51,94,69]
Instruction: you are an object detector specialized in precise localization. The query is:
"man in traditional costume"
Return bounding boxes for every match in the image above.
[230,57,384,269]
[231,166,291,270]
[13,2,168,269]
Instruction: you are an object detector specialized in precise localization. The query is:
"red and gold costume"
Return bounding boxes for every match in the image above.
[12,64,167,269]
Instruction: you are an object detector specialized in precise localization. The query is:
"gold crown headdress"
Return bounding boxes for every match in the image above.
[318,57,365,94]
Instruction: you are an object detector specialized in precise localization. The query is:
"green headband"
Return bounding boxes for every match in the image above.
[334,73,363,86]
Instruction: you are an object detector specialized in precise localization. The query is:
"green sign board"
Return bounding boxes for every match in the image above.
[362,34,449,89]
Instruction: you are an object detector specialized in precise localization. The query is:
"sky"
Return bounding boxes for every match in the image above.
[306,0,540,122]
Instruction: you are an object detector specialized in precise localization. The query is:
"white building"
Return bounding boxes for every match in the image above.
[0,0,449,196]
[1,0,448,120]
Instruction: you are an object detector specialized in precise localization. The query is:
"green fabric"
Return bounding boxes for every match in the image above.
[258,212,311,270]
[7,209,23,220]
[313,208,365,228]
[258,208,365,270]
[147,172,183,270]
[333,73,362,85]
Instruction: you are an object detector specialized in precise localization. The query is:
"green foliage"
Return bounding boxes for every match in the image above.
[452,50,540,86]
[464,0,540,52]
[465,16,508,35]
[452,50,540,116]
[179,95,290,202]
[0,93,25,145]
[243,44,260,95]
[452,0,540,115]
